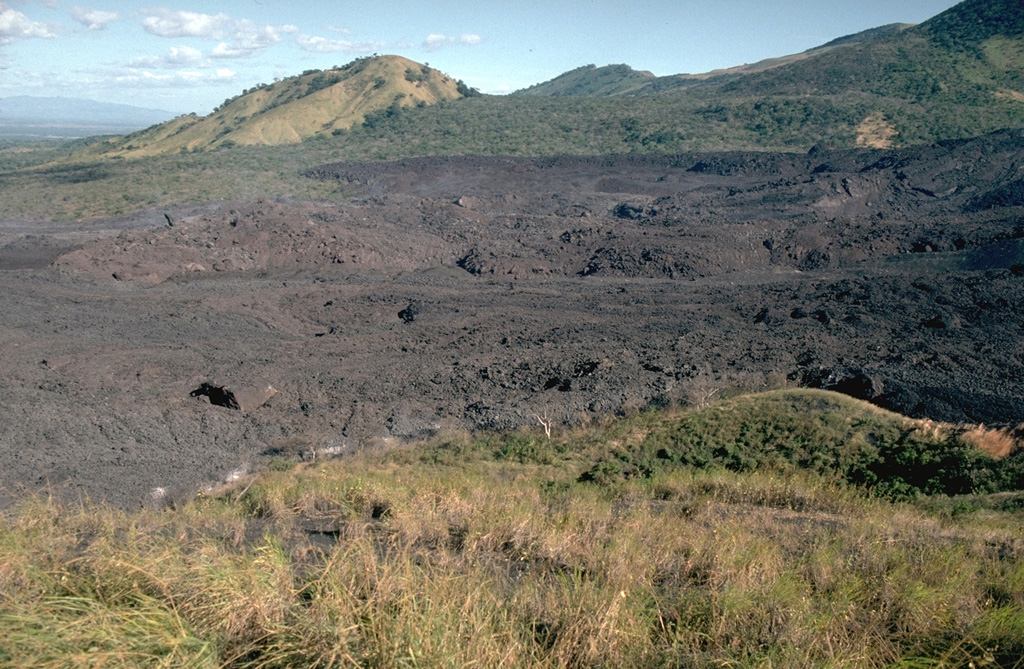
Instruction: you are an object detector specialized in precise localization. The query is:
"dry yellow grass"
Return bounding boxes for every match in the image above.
[855,112,899,148]
[74,55,466,159]
[994,88,1024,103]
[2,390,1023,667]
[960,424,1020,459]
[3,462,1021,667]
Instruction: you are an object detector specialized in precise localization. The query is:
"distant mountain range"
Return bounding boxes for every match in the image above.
[0,96,176,138]
[514,0,1022,105]
[512,23,916,97]
[62,0,1024,158]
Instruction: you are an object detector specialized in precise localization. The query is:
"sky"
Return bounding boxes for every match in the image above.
[0,0,963,115]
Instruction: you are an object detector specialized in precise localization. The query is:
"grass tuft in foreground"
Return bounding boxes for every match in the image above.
[1,390,1022,667]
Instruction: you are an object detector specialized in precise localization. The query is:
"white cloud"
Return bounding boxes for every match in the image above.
[295,33,385,54]
[69,6,119,31]
[423,33,482,51]
[0,3,56,44]
[210,41,247,58]
[140,9,295,58]
[423,33,446,50]
[141,9,232,39]
[222,20,297,56]
[114,67,237,87]
[129,45,205,68]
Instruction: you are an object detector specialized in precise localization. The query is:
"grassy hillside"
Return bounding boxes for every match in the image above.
[75,55,469,159]
[2,390,1022,667]
[2,0,1023,221]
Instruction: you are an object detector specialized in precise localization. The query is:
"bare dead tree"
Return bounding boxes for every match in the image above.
[687,381,722,410]
[530,409,553,439]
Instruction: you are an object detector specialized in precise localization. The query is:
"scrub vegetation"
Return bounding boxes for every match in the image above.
[2,0,1023,221]
[2,390,1022,667]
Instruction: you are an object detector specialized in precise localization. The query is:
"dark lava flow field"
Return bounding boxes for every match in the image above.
[2,129,1024,507]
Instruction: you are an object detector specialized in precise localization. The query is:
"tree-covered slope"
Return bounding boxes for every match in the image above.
[506,0,1024,149]
[917,0,1024,44]
[514,64,656,96]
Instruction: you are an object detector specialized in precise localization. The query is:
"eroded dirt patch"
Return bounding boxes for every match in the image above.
[855,112,898,149]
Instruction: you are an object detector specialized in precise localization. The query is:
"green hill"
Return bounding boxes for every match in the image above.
[918,0,1024,43]
[707,0,1024,146]
[76,55,470,158]
[812,23,913,50]
[507,0,1024,148]
[514,64,656,96]
[514,24,915,98]
[336,0,1024,156]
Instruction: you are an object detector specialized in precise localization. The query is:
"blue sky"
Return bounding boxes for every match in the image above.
[1,0,961,114]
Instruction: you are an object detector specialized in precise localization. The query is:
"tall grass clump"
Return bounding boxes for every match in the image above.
[1,389,1022,667]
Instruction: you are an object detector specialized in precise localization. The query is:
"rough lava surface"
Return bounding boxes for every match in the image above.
[2,129,1024,507]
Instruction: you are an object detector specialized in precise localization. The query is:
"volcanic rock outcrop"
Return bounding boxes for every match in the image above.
[2,130,1023,506]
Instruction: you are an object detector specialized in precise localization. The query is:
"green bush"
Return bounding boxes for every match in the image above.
[577,390,1023,501]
